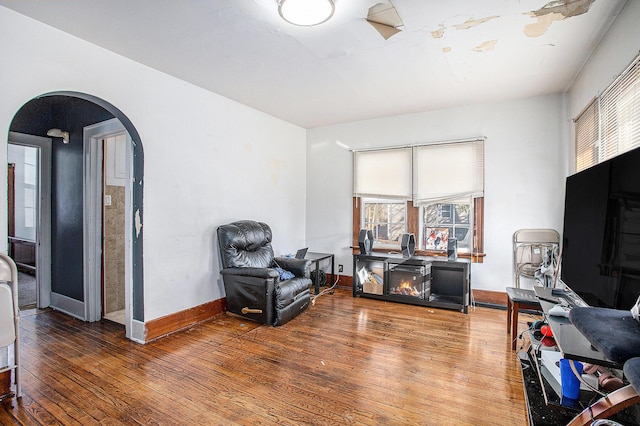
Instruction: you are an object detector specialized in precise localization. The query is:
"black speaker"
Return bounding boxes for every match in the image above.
[358,229,373,254]
[400,233,415,258]
[447,238,457,260]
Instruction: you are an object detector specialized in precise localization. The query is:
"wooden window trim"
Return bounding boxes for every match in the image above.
[353,197,485,263]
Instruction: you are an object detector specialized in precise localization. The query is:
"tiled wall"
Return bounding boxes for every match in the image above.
[104,185,125,314]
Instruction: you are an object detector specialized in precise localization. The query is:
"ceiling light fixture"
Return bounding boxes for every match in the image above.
[278,0,335,27]
[47,128,70,144]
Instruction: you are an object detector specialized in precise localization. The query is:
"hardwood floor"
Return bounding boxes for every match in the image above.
[1,289,531,425]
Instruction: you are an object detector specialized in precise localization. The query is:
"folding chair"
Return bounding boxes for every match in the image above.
[0,253,21,400]
[507,229,559,350]
[513,229,560,289]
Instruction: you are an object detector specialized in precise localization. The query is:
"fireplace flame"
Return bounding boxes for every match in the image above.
[391,280,420,297]
[399,280,412,290]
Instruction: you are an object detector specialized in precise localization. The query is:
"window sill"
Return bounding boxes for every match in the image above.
[350,246,485,263]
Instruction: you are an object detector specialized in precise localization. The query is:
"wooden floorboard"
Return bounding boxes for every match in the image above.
[1,289,532,425]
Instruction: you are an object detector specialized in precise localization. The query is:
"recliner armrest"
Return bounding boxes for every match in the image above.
[221,267,279,279]
[274,257,311,278]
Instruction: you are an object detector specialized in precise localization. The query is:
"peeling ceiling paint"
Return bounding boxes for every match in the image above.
[453,15,500,30]
[525,0,597,37]
[135,209,142,238]
[431,27,446,39]
[473,40,498,52]
[431,15,500,39]
[533,0,597,18]
[524,12,565,37]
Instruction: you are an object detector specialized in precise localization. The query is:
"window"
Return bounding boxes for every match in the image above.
[23,147,37,231]
[362,200,406,245]
[575,53,640,172]
[353,139,485,259]
[422,203,471,251]
[7,144,38,241]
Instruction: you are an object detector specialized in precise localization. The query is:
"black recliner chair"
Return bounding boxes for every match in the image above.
[217,220,311,326]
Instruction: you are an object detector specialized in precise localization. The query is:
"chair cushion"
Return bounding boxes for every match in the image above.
[274,257,311,278]
[274,291,310,326]
[624,357,640,392]
[276,277,312,308]
[569,307,640,364]
[218,220,275,268]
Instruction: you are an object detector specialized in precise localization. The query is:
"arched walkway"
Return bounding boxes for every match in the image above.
[8,91,144,342]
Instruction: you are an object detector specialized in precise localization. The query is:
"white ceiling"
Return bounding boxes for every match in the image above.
[0,0,628,128]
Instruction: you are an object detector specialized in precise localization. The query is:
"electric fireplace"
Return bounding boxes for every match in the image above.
[387,262,430,300]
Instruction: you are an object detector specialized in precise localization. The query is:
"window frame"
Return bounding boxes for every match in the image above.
[420,202,472,253]
[360,198,408,248]
[353,196,485,262]
[352,139,485,261]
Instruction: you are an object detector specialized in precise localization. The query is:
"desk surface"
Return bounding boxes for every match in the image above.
[305,252,333,261]
[534,287,621,369]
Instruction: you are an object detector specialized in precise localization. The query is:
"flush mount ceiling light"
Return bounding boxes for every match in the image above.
[278,0,335,27]
[47,128,70,144]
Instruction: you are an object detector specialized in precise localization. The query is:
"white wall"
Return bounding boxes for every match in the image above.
[306,94,567,292]
[566,0,640,171]
[0,7,307,321]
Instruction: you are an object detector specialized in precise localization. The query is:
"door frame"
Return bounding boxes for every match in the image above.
[83,118,133,338]
[7,132,52,308]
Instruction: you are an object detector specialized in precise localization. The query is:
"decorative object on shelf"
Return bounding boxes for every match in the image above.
[447,238,457,260]
[425,227,449,250]
[400,233,415,258]
[358,229,374,255]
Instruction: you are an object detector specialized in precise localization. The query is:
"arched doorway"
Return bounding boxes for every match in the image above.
[7,91,144,342]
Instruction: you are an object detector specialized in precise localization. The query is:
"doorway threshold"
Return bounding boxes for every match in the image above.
[103,309,125,325]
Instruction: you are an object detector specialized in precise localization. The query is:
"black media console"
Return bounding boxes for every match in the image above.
[352,253,470,313]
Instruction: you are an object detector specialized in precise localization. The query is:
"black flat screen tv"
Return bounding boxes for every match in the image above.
[561,145,640,310]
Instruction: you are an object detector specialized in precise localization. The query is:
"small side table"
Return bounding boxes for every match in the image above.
[305,252,334,295]
[506,287,541,350]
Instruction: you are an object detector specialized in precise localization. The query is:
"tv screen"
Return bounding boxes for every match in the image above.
[561,146,640,310]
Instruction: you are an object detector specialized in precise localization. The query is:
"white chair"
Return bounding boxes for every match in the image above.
[513,229,560,288]
[507,229,559,350]
[0,253,21,399]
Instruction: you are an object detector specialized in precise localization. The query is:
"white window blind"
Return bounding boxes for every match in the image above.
[413,140,484,205]
[574,99,599,173]
[353,147,412,200]
[575,53,640,172]
[601,56,640,162]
